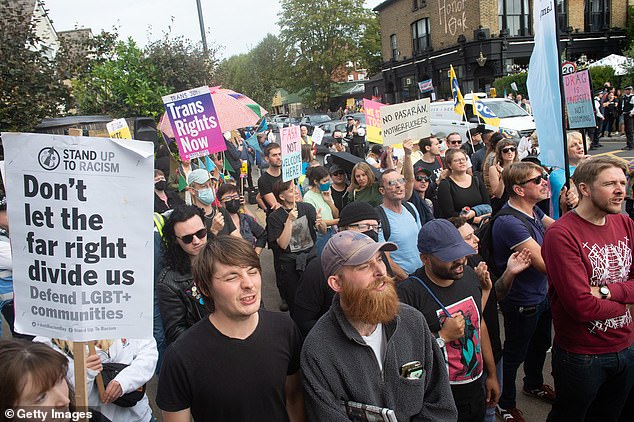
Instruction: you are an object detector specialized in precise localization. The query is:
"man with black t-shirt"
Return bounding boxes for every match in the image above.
[257,143,283,213]
[157,236,305,422]
[413,136,444,202]
[398,219,499,422]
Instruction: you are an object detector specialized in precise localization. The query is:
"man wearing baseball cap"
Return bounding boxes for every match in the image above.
[186,168,235,236]
[301,231,457,421]
[398,219,499,422]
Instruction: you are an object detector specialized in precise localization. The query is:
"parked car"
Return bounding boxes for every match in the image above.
[268,114,289,132]
[300,114,332,135]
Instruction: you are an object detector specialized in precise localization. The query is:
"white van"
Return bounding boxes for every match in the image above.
[429,94,535,141]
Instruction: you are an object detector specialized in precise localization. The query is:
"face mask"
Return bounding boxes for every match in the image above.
[196,188,215,205]
[154,180,167,191]
[225,199,241,214]
[319,181,331,192]
[363,230,379,243]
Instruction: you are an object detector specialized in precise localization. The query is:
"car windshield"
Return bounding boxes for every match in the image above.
[484,101,529,118]
[311,115,331,124]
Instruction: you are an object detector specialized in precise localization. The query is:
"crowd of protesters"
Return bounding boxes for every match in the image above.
[2,95,634,422]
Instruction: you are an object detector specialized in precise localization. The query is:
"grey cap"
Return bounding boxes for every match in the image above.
[321,231,397,277]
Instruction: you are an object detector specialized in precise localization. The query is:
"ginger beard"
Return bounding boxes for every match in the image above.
[339,275,400,325]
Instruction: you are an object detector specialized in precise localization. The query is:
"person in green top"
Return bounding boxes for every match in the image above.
[346,162,383,207]
[303,166,339,253]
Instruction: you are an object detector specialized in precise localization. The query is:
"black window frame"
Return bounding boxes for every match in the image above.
[411,18,431,55]
[498,0,531,36]
[585,0,610,31]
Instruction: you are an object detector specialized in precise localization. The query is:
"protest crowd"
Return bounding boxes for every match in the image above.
[2,78,634,422]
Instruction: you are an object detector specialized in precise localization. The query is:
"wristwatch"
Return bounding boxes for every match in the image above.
[435,335,446,349]
[600,286,610,299]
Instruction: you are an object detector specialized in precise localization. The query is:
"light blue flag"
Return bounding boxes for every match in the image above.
[245,134,262,154]
[258,117,268,132]
[197,157,205,171]
[527,0,565,169]
[205,155,216,171]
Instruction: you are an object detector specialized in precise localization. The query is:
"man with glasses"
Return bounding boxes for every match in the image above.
[294,201,393,336]
[491,162,555,422]
[409,165,434,226]
[328,164,349,213]
[377,169,422,281]
[186,169,235,237]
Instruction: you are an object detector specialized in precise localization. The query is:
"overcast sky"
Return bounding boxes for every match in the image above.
[45,0,384,59]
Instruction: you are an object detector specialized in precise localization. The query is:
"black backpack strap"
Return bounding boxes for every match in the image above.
[402,201,418,223]
[492,206,534,239]
[376,205,391,241]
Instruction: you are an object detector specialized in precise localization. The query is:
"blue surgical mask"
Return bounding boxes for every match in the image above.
[319,181,331,192]
[196,187,215,205]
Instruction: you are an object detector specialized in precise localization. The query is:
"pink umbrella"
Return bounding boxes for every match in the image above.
[158,86,268,139]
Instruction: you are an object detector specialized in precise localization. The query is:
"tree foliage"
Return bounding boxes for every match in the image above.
[215,34,288,109]
[278,0,377,110]
[0,1,69,131]
[492,72,528,98]
[145,34,218,92]
[73,39,169,119]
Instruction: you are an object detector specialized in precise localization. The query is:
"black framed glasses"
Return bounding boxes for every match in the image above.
[176,228,207,244]
[221,195,240,202]
[520,173,549,185]
[448,140,462,145]
[348,223,381,232]
[415,175,431,182]
[502,147,517,153]
[331,171,345,176]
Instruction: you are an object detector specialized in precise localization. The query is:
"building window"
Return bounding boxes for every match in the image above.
[412,0,427,10]
[557,0,568,32]
[411,18,431,55]
[390,34,398,60]
[585,0,610,31]
[498,0,531,36]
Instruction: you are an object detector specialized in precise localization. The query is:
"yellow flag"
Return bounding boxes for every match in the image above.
[449,65,465,116]
[471,93,501,127]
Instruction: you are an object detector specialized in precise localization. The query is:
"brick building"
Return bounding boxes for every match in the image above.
[371,0,628,103]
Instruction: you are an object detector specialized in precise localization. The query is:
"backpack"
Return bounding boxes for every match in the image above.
[476,206,532,279]
[376,202,418,241]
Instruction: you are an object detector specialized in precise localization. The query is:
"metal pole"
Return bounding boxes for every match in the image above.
[195,0,208,55]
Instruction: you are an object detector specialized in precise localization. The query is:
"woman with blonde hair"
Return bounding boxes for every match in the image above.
[345,161,383,206]
[489,139,519,212]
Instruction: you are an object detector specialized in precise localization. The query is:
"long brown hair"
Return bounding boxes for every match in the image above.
[348,162,376,192]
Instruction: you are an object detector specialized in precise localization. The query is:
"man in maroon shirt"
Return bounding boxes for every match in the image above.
[542,156,634,422]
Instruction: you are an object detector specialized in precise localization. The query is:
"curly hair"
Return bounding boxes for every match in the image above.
[161,205,206,275]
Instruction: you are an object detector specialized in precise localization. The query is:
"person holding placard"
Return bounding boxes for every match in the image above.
[267,180,325,316]
[34,337,157,422]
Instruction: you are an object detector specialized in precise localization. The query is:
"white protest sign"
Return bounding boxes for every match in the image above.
[106,118,132,140]
[311,126,325,145]
[280,125,302,182]
[379,98,431,146]
[2,132,154,341]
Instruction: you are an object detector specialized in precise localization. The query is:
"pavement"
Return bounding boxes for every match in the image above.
[5,132,631,421]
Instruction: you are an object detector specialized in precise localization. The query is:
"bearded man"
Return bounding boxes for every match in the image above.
[301,231,457,422]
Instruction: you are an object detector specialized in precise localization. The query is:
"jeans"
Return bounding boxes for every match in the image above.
[484,358,503,422]
[547,343,634,422]
[499,296,552,409]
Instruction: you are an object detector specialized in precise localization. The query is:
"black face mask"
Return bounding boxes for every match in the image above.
[363,230,379,243]
[225,199,241,214]
[154,180,167,191]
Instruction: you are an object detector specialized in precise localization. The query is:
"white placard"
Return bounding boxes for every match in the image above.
[2,132,154,341]
[311,126,325,145]
[281,126,302,182]
[379,98,431,145]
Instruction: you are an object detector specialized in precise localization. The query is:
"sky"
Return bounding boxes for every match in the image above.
[45,0,384,59]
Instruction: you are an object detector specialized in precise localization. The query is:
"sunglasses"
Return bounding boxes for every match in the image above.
[415,175,431,182]
[520,173,549,185]
[331,171,345,176]
[502,147,517,153]
[386,177,406,187]
[449,140,462,145]
[176,228,207,244]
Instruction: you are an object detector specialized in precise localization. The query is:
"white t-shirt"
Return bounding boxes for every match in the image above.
[362,323,386,372]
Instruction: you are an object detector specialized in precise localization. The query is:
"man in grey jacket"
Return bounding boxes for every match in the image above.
[301,231,457,421]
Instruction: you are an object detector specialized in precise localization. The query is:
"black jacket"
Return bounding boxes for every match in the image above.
[156,267,208,345]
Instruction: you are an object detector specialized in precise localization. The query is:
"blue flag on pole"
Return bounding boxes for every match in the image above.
[245,134,262,154]
[527,0,565,169]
